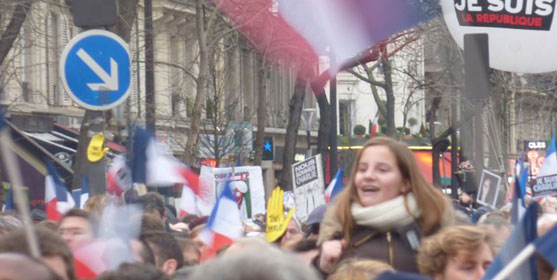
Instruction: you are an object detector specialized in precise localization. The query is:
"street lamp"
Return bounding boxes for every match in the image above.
[301,108,317,157]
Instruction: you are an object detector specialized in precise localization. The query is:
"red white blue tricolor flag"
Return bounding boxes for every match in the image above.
[199,180,242,257]
[45,161,75,221]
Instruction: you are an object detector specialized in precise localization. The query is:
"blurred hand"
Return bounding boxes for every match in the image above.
[266,187,295,243]
[319,239,346,273]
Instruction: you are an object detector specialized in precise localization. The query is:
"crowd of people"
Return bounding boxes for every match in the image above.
[1,136,557,280]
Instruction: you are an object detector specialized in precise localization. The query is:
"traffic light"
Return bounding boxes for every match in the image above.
[262,136,274,161]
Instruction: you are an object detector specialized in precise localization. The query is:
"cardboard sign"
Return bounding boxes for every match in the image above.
[441,0,557,73]
[291,154,326,221]
[199,166,266,220]
[476,169,502,208]
[533,174,557,197]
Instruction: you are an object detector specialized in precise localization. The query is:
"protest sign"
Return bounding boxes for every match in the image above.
[199,166,265,220]
[441,0,557,73]
[291,154,326,222]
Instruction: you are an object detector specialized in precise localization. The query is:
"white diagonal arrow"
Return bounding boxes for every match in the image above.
[76,48,119,91]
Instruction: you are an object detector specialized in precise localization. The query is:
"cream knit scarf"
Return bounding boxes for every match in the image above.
[351,193,420,232]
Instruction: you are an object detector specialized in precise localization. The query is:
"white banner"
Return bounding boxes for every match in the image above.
[199,166,266,220]
[291,154,326,222]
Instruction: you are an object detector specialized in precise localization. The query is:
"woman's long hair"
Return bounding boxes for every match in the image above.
[333,137,451,242]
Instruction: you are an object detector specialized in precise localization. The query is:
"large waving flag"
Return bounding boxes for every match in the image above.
[511,153,527,225]
[215,0,434,79]
[131,126,201,188]
[178,184,198,218]
[199,181,242,259]
[482,203,539,280]
[2,185,14,211]
[325,168,343,203]
[45,161,75,222]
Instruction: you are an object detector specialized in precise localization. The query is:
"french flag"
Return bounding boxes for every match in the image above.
[131,126,197,186]
[106,155,132,196]
[215,0,432,78]
[325,169,343,203]
[370,112,379,138]
[538,136,556,178]
[80,176,90,209]
[199,181,242,258]
[45,161,75,222]
[131,127,203,206]
[483,203,539,280]
[178,176,199,218]
[2,185,14,211]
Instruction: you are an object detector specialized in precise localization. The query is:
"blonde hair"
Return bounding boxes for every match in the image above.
[328,259,393,280]
[417,225,496,277]
[84,195,108,219]
[333,137,452,242]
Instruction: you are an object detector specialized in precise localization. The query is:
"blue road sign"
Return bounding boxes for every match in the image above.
[60,30,131,110]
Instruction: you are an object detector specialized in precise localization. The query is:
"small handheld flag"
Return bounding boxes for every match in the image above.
[325,168,343,203]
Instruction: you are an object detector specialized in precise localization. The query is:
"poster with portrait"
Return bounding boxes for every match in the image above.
[476,169,502,208]
[199,166,266,220]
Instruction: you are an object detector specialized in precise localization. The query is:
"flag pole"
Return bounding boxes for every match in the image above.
[0,128,40,258]
[492,244,536,280]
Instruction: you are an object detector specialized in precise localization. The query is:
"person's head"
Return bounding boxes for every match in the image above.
[176,237,200,266]
[31,209,47,223]
[0,227,75,280]
[417,225,497,280]
[328,259,394,280]
[459,192,473,206]
[141,213,166,234]
[180,214,200,225]
[224,237,272,257]
[96,262,168,280]
[538,213,557,236]
[0,253,63,280]
[37,220,59,231]
[183,246,319,280]
[129,238,156,265]
[0,215,22,235]
[478,213,511,249]
[83,195,108,219]
[141,231,184,275]
[334,137,451,240]
[541,196,557,214]
[137,193,165,220]
[58,209,96,251]
[280,217,304,250]
[189,224,206,250]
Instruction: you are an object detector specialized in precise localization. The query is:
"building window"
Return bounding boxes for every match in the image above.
[339,101,352,136]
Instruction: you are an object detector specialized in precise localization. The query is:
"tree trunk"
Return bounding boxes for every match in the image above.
[315,90,330,184]
[380,48,396,137]
[183,0,209,165]
[279,77,306,191]
[253,57,268,166]
[0,0,34,66]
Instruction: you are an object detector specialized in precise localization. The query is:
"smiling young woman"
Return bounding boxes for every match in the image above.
[315,137,454,275]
